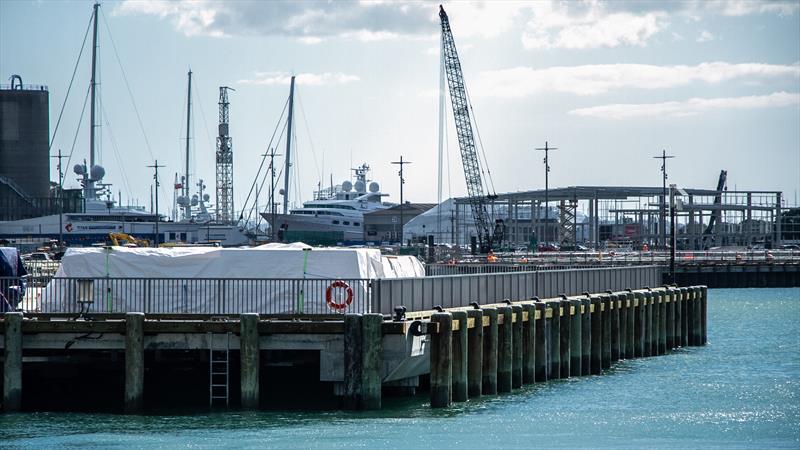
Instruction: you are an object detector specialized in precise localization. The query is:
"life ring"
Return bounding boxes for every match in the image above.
[326,280,353,310]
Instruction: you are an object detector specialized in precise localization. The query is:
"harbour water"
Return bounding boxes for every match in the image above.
[1,288,798,449]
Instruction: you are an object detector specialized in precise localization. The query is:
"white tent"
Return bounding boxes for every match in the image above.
[43,243,424,314]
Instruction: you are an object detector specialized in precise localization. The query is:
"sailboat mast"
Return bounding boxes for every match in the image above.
[282,75,295,214]
[184,70,192,220]
[88,2,99,198]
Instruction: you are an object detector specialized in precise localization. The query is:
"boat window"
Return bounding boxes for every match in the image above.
[343,221,350,225]
[332,220,340,225]
[354,222,360,226]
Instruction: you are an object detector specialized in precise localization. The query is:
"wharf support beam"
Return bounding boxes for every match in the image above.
[3,312,23,412]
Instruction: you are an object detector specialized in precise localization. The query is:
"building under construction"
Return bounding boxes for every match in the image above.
[448,184,794,250]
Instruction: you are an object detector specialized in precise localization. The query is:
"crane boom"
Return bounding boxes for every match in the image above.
[439,5,494,251]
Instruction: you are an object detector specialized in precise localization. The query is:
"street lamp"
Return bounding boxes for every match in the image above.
[391,156,411,246]
[535,141,558,244]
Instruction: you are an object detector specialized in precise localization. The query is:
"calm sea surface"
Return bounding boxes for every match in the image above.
[2,288,798,449]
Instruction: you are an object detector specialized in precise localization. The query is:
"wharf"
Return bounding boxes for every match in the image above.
[1,285,707,413]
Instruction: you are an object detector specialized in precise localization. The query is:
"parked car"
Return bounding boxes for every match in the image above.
[537,243,559,252]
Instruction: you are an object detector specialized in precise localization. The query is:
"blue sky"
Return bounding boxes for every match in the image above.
[1,0,799,216]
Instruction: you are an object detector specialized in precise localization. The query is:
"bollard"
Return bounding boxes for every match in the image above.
[666,288,676,350]
[240,313,260,410]
[512,305,523,389]
[533,302,547,382]
[522,304,536,384]
[361,314,383,410]
[610,294,620,362]
[482,307,499,395]
[466,309,484,397]
[559,300,571,379]
[659,291,667,355]
[344,314,363,410]
[497,306,513,393]
[3,312,23,412]
[569,299,582,377]
[125,312,145,413]
[430,312,453,408]
[633,292,645,358]
[451,311,468,402]
[549,302,561,379]
[700,286,708,345]
[590,297,602,374]
[680,287,689,348]
[600,296,611,370]
[644,291,653,357]
[580,297,591,375]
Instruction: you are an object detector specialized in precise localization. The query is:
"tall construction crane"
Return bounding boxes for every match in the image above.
[216,86,235,224]
[701,170,728,248]
[439,5,503,252]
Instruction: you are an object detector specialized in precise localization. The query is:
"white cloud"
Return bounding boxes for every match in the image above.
[568,92,800,119]
[237,72,361,86]
[472,62,800,97]
[521,2,666,49]
[709,0,800,17]
[697,30,715,42]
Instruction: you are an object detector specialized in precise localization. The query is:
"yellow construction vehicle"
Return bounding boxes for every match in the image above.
[107,233,150,247]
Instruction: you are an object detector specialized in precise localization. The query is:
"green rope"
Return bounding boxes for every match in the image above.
[105,247,112,312]
[298,249,310,314]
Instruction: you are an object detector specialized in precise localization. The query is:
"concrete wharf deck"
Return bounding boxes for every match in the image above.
[1,285,707,413]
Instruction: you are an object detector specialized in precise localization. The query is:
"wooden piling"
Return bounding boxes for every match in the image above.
[700,286,708,345]
[430,312,453,408]
[674,287,683,347]
[344,314,363,410]
[692,286,702,346]
[659,291,668,355]
[680,287,689,347]
[361,314,383,410]
[644,291,653,357]
[451,311,469,402]
[569,299,582,377]
[559,300,571,379]
[610,294,620,362]
[482,307,499,395]
[497,306,513,393]
[618,293,628,359]
[666,288,676,350]
[124,312,145,413]
[580,297,591,375]
[549,302,561,378]
[533,302,547,382]
[590,297,602,374]
[634,292,645,358]
[240,313,260,410]
[522,304,536,384]
[3,312,23,412]
[466,309,484,397]
[512,305,523,389]
[685,287,695,346]
[601,296,611,370]
[652,291,662,356]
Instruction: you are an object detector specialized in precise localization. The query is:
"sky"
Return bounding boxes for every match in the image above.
[1,0,799,219]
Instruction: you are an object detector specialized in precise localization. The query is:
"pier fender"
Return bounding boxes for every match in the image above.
[325,280,354,310]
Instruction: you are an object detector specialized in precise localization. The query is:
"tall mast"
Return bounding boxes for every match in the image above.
[184,69,192,220]
[88,2,99,199]
[282,75,295,214]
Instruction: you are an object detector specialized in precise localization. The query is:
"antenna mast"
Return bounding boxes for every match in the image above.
[87,2,100,199]
[216,86,235,224]
[184,70,192,221]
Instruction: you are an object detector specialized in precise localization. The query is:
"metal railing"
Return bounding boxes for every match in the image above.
[1,276,372,315]
[455,249,800,266]
[371,265,664,314]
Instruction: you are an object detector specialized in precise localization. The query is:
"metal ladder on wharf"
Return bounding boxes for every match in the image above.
[208,332,231,407]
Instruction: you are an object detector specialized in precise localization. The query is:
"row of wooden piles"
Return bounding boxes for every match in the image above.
[427,285,708,407]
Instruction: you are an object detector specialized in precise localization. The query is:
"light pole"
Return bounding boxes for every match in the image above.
[263,148,281,241]
[535,141,558,244]
[51,149,65,246]
[148,160,164,246]
[391,156,411,246]
[653,149,675,249]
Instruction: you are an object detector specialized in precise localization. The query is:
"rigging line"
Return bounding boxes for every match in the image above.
[463,83,496,196]
[100,9,157,164]
[62,85,92,188]
[192,74,216,169]
[99,103,133,197]
[49,13,92,155]
[294,89,322,183]
[291,126,301,209]
[239,97,290,222]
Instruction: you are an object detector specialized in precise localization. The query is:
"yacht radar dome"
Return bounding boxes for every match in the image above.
[203,193,210,202]
[342,181,353,192]
[90,165,105,180]
[369,182,380,193]
[191,195,199,206]
[73,164,86,175]
[354,180,366,192]
[177,196,189,206]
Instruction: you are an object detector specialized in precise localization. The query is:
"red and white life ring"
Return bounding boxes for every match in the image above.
[326,280,353,310]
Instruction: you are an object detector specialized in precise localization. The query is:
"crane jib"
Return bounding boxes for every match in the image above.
[439,5,502,251]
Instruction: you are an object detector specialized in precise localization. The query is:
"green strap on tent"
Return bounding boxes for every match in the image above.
[105,247,113,313]
[298,249,310,314]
